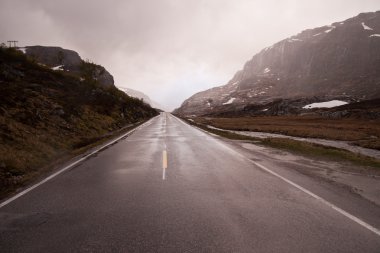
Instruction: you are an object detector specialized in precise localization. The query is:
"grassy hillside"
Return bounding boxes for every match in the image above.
[0,47,158,198]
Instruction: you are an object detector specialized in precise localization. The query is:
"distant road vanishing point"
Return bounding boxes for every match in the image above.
[0,113,379,252]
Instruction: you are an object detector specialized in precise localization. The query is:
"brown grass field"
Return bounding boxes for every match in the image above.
[182,117,380,169]
[193,116,380,150]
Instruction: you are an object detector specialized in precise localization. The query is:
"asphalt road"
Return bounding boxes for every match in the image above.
[1,113,379,252]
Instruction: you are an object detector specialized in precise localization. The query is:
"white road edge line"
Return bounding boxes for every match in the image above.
[0,116,159,209]
[171,114,380,237]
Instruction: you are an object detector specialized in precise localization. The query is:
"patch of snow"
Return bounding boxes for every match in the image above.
[369,34,380,37]
[80,77,85,82]
[52,65,64,71]
[188,119,194,122]
[206,102,211,107]
[324,25,335,33]
[288,38,303,42]
[361,22,373,30]
[231,81,239,86]
[258,91,266,95]
[263,67,270,74]
[313,33,322,37]
[303,100,348,109]
[223,98,236,105]
[277,78,280,81]
[340,22,344,25]
[262,108,268,112]
[18,47,26,54]
[264,46,273,51]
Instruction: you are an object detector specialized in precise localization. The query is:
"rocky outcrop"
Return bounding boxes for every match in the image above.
[25,46,82,70]
[174,11,380,116]
[23,46,115,89]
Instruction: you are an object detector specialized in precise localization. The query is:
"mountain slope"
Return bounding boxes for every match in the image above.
[0,47,158,197]
[120,87,165,110]
[174,11,380,116]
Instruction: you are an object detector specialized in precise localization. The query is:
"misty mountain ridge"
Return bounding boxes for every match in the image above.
[120,87,166,111]
[174,11,380,116]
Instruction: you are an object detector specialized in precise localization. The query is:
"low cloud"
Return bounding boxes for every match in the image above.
[1,0,380,110]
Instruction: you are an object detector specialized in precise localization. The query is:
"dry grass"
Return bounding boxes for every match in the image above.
[182,118,380,169]
[194,116,380,150]
[0,120,144,199]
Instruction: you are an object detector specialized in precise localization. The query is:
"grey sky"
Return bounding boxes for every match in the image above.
[1,0,380,110]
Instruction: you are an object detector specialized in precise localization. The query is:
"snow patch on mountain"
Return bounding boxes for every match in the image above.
[303,100,348,109]
[51,65,64,71]
[264,46,273,51]
[288,38,303,42]
[324,25,336,33]
[223,98,236,105]
[17,47,27,54]
[369,34,380,37]
[362,22,373,30]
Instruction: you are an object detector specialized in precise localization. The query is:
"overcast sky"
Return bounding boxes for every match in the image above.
[1,0,380,110]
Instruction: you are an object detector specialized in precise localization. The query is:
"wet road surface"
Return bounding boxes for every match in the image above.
[0,113,379,252]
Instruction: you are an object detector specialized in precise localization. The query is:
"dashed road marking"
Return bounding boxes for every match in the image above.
[163,150,168,180]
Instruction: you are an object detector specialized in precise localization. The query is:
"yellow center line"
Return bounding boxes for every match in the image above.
[162,150,167,180]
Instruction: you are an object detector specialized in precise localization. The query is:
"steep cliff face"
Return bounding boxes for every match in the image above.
[23,46,115,88]
[174,11,380,116]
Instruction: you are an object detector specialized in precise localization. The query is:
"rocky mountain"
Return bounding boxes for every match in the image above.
[20,46,115,89]
[120,87,165,110]
[174,11,380,116]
